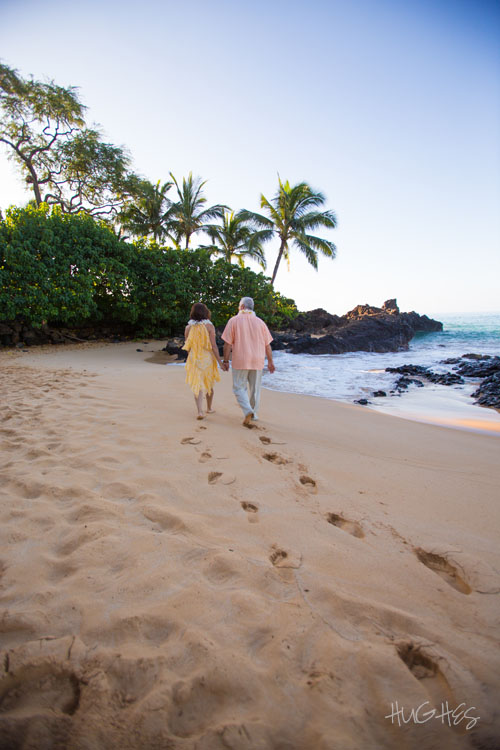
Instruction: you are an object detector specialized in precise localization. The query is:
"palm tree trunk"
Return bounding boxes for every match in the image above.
[271,241,286,286]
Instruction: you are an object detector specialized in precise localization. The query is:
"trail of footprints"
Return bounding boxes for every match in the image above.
[0,361,483,600]
[179,422,478,597]
[0,365,486,739]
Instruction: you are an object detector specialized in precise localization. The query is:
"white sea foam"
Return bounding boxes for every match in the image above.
[261,313,500,434]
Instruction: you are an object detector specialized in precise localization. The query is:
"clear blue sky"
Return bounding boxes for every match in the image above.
[1,0,499,315]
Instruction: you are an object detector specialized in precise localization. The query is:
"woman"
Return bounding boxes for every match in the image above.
[183,302,224,419]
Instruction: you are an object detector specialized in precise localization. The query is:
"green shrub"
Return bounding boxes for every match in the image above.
[0,205,298,336]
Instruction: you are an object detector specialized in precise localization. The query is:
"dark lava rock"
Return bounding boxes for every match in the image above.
[163,337,188,360]
[329,315,415,353]
[386,355,500,411]
[382,299,399,314]
[372,390,387,397]
[399,311,443,333]
[462,353,492,361]
[270,336,288,351]
[354,399,370,405]
[472,372,500,409]
[0,320,137,347]
[287,308,342,334]
[425,372,464,385]
[282,300,442,356]
[386,365,429,376]
[285,333,346,355]
[387,365,463,387]
[163,333,226,361]
[453,356,500,378]
[394,376,425,391]
[286,316,415,354]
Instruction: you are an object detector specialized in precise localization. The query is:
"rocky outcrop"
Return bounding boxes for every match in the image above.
[472,372,500,410]
[162,334,226,362]
[0,320,136,347]
[287,308,342,334]
[385,355,500,411]
[399,311,444,334]
[386,364,465,388]
[163,337,188,361]
[274,300,442,355]
[454,356,500,410]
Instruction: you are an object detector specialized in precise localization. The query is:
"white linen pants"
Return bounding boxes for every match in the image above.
[232,369,263,418]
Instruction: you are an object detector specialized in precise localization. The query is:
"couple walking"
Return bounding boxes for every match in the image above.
[183,297,275,425]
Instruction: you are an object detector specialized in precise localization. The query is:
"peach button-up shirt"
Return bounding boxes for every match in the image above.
[221,311,273,370]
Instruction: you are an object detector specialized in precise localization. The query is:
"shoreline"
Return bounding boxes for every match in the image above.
[4,339,500,436]
[263,378,500,436]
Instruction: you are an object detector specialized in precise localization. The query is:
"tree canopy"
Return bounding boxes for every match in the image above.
[167,172,227,249]
[241,178,338,285]
[0,204,298,335]
[0,64,339,332]
[119,179,175,243]
[0,62,139,218]
[204,210,269,269]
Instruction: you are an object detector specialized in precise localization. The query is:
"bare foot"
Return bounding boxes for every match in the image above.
[197,414,205,420]
[243,412,254,427]
[207,409,216,414]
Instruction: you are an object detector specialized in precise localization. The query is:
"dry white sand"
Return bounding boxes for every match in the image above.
[0,342,499,750]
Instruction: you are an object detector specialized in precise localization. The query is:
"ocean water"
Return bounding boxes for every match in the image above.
[261,312,500,434]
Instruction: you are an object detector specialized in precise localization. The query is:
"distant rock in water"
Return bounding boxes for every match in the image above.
[273,299,442,355]
[472,372,500,410]
[454,355,500,410]
[385,354,500,411]
[287,308,342,334]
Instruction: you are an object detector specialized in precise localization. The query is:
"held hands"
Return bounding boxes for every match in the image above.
[221,361,229,372]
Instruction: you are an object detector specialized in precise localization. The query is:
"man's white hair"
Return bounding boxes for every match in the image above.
[239,297,254,310]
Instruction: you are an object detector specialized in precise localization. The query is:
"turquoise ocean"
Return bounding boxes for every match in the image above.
[261,313,500,434]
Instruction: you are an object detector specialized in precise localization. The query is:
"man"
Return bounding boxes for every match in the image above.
[221,297,275,426]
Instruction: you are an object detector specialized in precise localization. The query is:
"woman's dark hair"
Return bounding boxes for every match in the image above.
[190,302,211,321]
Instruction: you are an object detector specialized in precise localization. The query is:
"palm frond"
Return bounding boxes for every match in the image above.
[293,209,337,231]
[238,209,274,230]
[293,232,337,258]
[291,233,319,269]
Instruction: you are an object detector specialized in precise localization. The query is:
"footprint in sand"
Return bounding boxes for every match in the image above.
[395,641,457,712]
[259,436,286,445]
[141,505,187,533]
[208,471,236,485]
[198,451,212,463]
[0,663,81,717]
[326,512,364,539]
[415,548,471,595]
[299,475,317,492]
[241,501,259,523]
[241,501,258,513]
[263,452,290,466]
[270,548,288,565]
[269,545,302,569]
[181,437,202,445]
[397,641,440,679]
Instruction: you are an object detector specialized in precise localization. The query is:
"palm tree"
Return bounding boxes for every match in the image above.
[119,179,174,242]
[204,210,270,269]
[241,178,338,285]
[169,172,227,249]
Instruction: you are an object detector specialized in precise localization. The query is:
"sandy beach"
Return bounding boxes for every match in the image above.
[0,341,499,750]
